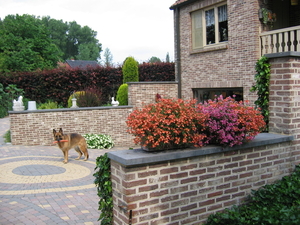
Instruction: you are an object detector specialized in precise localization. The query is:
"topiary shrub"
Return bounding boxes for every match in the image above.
[116,84,128,106]
[122,56,139,83]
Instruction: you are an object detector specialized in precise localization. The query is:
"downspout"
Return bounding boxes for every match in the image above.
[174,7,182,99]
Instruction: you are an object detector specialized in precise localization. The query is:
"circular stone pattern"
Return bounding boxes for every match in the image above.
[13,165,66,176]
[0,160,91,184]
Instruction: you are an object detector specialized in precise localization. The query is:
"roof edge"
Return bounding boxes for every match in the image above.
[170,0,198,10]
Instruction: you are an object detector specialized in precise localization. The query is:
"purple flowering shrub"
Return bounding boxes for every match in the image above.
[197,96,266,147]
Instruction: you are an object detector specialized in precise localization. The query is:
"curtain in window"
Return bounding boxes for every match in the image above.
[205,9,215,26]
[218,5,227,22]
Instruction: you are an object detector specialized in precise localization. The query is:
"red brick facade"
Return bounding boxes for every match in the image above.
[172,0,262,103]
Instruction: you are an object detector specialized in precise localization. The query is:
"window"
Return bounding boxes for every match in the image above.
[193,88,243,104]
[191,4,228,50]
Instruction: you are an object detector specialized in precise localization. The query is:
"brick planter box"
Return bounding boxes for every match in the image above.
[108,133,296,224]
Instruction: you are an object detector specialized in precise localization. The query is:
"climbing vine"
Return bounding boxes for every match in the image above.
[250,56,270,131]
[94,153,113,225]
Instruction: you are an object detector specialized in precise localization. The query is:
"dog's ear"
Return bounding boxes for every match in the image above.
[59,128,63,133]
[53,129,56,134]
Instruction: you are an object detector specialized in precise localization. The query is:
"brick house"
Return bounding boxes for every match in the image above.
[170,0,300,104]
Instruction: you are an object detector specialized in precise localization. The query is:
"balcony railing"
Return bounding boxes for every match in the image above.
[260,25,300,55]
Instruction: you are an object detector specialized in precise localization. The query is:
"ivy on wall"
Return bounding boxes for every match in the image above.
[94,153,113,224]
[250,56,270,131]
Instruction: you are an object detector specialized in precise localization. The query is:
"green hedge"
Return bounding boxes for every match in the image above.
[205,165,300,225]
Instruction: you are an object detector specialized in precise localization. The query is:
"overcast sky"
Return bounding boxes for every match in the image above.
[0,0,176,65]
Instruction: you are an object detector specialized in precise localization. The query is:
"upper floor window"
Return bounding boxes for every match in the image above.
[191,4,228,50]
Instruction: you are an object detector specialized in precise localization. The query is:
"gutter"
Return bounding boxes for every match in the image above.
[173,7,182,98]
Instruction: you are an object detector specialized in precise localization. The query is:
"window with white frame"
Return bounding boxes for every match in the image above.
[191,4,228,49]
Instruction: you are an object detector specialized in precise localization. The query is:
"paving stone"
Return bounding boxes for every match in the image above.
[0,116,127,224]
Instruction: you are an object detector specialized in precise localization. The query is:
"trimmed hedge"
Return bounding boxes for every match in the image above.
[0,63,174,106]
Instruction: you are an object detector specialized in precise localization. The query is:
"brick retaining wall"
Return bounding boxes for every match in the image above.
[108,133,296,224]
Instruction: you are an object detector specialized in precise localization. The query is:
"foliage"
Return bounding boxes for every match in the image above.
[197,96,266,147]
[139,62,175,81]
[68,91,85,108]
[93,153,113,224]
[83,133,114,149]
[0,63,174,106]
[102,48,113,67]
[4,130,11,143]
[127,98,208,150]
[148,56,161,63]
[166,52,170,63]
[205,165,300,225]
[69,87,102,107]
[0,83,25,118]
[37,101,62,109]
[116,84,128,106]
[0,83,10,118]
[250,56,270,131]
[122,56,139,83]
[41,16,102,61]
[6,84,27,110]
[0,14,61,72]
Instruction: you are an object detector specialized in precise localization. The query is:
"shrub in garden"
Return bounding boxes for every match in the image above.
[0,83,25,118]
[83,134,114,149]
[68,88,102,107]
[205,165,300,225]
[122,56,139,83]
[126,98,208,150]
[37,101,62,109]
[197,95,266,147]
[0,83,9,118]
[116,84,128,106]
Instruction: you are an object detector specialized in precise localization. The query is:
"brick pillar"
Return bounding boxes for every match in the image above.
[268,56,300,140]
[268,54,300,177]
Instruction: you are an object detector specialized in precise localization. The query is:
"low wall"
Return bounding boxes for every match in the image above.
[108,133,297,224]
[9,106,134,147]
[8,82,178,147]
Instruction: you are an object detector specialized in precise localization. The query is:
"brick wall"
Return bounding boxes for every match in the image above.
[9,107,134,147]
[268,56,300,136]
[174,0,261,103]
[109,134,296,224]
[128,82,178,109]
[9,82,177,147]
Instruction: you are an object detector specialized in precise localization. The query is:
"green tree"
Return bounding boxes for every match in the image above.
[102,48,113,67]
[41,17,102,61]
[0,14,61,72]
[66,22,101,61]
[166,52,170,63]
[148,56,161,63]
[122,56,139,83]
